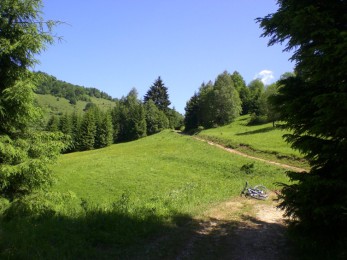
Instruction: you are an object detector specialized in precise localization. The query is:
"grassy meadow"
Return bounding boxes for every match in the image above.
[0,130,291,259]
[198,115,309,169]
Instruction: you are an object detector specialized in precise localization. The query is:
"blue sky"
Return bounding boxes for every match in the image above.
[36,0,294,114]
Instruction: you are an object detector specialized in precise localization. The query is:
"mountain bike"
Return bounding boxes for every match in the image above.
[241,181,268,200]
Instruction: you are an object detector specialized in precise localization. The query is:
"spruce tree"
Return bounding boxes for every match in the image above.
[144,77,171,112]
[95,111,113,148]
[258,0,347,240]
[78,109,97,150]
[0,0,65,199]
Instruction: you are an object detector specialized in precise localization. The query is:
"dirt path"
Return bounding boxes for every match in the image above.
[175,194,294,260]
[193,136,306,172]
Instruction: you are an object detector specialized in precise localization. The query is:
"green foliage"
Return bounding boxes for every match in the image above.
[115,88,147,142]
[0,0,57,94]
[184,93,200,131]
[0,0,67,200]
[46,115,60,131]
[247,79,265,116]
[78,108,97,150]
[95,110,113,148]
[0,131,68,199]
[144,76,171,112]
[166,108,184,130]
[213,71,242,125]
[231,71,251,115]
[144,100,169,135]
[35,71,113,103]
[258,0,347,240]
[3,190,80,220]
[184,71,242,131]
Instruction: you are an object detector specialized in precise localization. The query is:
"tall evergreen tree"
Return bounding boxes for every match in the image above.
[258,0,347,241]
[0,0,65,199]
[184,93,201,131]
[78,109,97,150]
[95,111,113,148]
[59,113,72,136]
[144,77,171,112]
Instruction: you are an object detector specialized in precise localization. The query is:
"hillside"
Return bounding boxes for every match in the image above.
[35,93,116,121]
[1,130,291,258]
[197,115,309,169]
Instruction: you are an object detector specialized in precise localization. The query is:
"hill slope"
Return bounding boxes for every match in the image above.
[197,115,309,169]
[35,93,116,121]
[1,130,291,258]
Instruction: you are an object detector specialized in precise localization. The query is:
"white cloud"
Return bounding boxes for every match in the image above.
[254,70,275,85]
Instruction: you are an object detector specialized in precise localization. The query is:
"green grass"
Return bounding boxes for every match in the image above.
[0,130,290,258]
[198,115,309,169]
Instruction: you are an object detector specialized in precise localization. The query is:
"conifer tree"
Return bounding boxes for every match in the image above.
[258,0,347,239]
[0,0,65,199]
[78,109,97,150]
[144,77,171,112]
[95,111,113,148]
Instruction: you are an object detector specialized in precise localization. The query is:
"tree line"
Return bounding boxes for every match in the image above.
[184,70,285,132]
[45,77,184,152]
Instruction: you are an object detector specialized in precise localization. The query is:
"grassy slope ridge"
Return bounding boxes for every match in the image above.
[0,130,290,258]
[198,115,309,169]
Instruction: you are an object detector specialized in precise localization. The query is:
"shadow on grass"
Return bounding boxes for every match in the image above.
[0,205,299,260]
[0,208,195,259]
[236,126,275,136]
[11,204,345,259]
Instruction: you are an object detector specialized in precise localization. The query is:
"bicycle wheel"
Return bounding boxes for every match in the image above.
[253,185,268,195]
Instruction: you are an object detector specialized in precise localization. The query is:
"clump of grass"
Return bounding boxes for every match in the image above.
[240,163,255,175]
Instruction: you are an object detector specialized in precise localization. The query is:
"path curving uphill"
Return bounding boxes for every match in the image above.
[193,136,307,173]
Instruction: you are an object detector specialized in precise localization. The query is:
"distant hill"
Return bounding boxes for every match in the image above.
[34,71,115,104]
[33,71,117,121]
[35,94,116,121]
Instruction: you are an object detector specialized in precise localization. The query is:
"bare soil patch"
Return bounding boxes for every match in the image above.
[175,193,295,260]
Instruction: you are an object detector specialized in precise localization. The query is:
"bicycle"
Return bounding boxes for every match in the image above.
[240,181,268,200]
